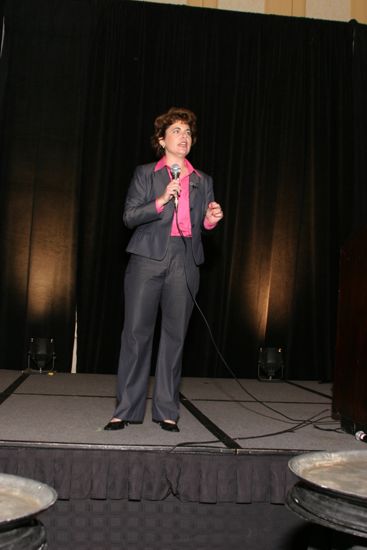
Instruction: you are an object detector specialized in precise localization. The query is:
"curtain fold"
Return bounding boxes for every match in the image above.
[0,446,297,503]
[77,3,367,379]
[0,0,92,370]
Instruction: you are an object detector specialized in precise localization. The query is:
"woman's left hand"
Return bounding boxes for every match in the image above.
[205,202,224,225]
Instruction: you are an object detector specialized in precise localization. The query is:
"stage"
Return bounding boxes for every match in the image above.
[0,369,364,550]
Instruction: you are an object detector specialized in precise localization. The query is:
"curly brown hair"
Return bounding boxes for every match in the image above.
[151,107,198,157]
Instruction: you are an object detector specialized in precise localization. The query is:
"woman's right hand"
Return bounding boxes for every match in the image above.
[156,179,181,207]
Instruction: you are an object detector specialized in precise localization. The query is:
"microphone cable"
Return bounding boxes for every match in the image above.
[172,189,326,428]
[168,171,335,450]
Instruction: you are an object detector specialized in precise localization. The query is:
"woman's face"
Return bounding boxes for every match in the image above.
[159,120,192,159]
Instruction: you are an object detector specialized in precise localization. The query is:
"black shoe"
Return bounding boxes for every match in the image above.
[104,420,129,431]
[159,421,180,432]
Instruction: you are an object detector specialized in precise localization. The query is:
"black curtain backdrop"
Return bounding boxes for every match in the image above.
[0,0,366,380]
[0,0,93,371]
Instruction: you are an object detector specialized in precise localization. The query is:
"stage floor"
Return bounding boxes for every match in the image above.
[0,369,362,453]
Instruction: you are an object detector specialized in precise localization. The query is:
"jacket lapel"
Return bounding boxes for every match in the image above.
[152,165,170,198]
[152,165,175,215]
[189,172,201,205]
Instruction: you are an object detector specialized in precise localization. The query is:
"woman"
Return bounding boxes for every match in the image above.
[104,107,223,432]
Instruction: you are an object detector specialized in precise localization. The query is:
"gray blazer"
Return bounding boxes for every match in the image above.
[123,162,215,265]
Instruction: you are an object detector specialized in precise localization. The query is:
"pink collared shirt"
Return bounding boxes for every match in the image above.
[154,157,216,236]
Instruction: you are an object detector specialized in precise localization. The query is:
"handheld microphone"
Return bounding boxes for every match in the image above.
[355,430,367,443]
[170,163,181,208]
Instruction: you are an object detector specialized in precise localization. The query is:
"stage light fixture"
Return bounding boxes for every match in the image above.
[25,337,56,374]
[258,347,284,381]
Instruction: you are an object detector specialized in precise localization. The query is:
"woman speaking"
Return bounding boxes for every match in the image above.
[104,107,223,433]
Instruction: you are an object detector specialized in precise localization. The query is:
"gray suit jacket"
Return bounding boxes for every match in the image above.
[123,162,215,265]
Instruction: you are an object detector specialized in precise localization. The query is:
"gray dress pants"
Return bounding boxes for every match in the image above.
[114,237,200,422]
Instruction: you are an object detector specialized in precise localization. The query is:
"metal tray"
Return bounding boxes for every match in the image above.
[0,473,57,527]
[288,450,367,501]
